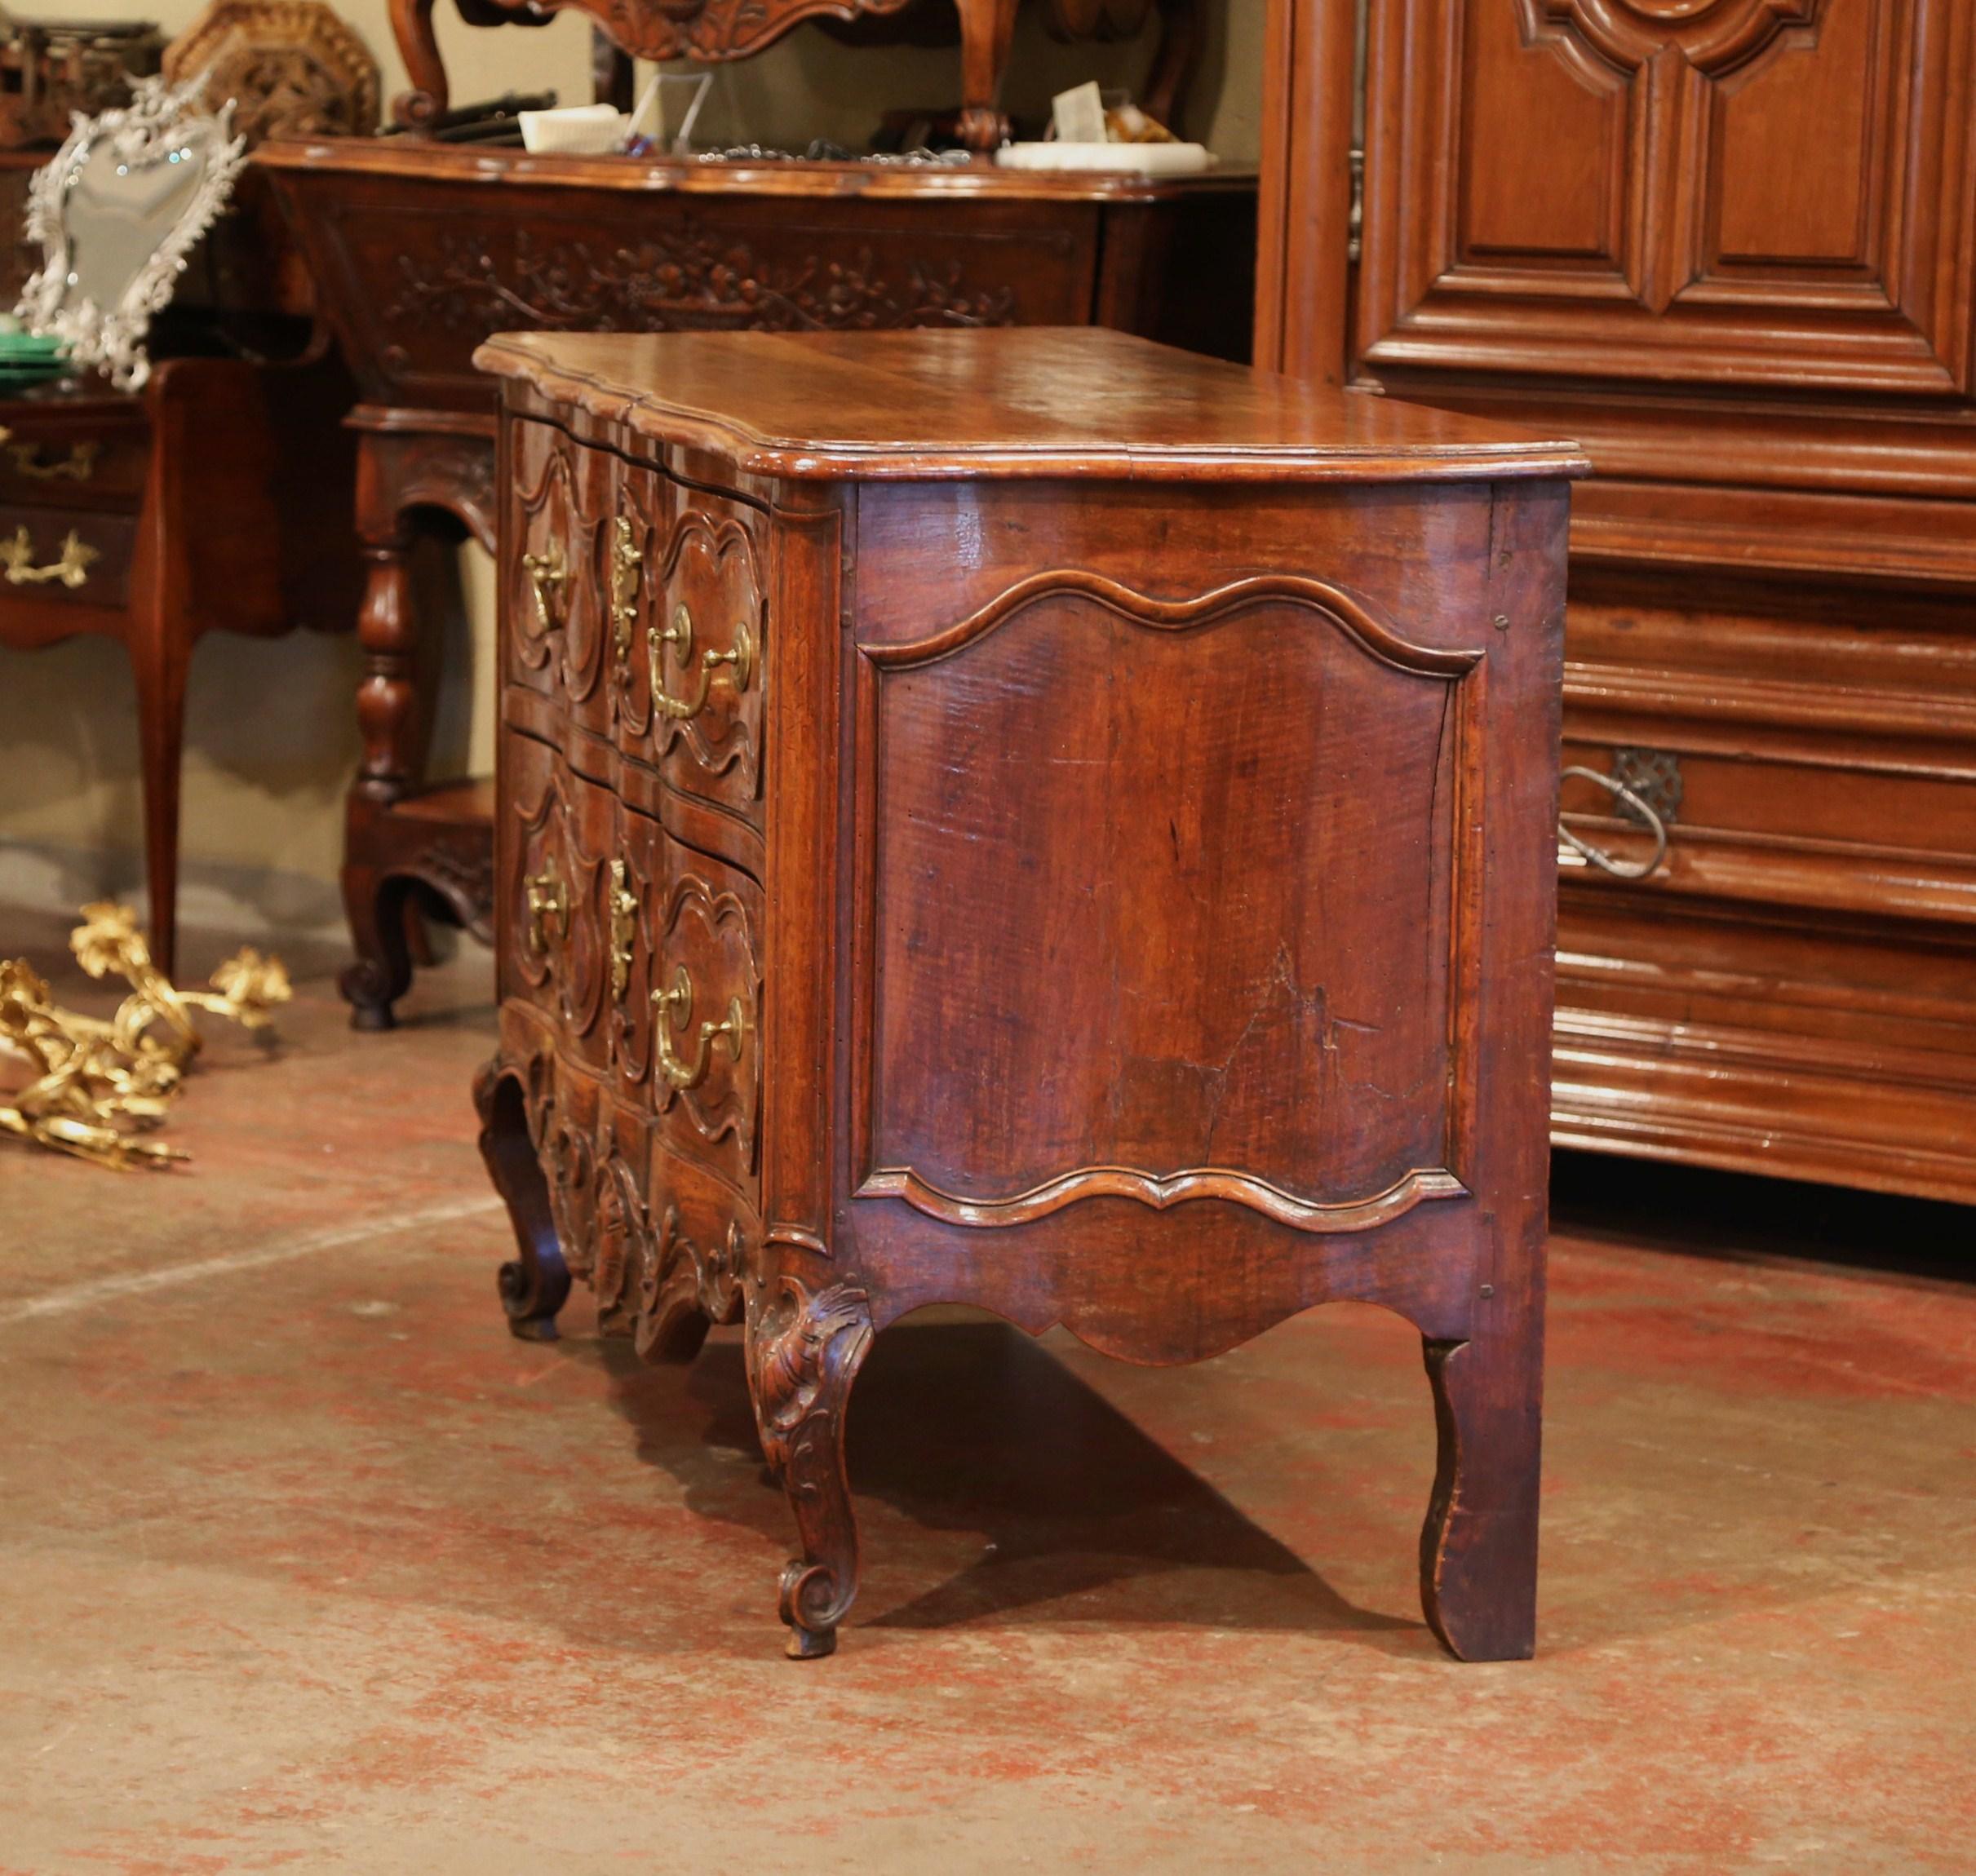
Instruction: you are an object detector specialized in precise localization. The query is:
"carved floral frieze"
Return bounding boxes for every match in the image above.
[382,227,1020,347]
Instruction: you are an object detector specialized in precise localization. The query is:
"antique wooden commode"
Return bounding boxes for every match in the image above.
[472,327,1584,1660]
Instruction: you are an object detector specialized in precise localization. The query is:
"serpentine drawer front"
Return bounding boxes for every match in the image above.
[474,328,1584,1661]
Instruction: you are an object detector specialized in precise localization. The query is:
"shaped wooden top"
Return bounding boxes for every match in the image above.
[473,328,1589,484]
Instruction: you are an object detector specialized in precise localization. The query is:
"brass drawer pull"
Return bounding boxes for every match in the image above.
[523,865,567,955]
[652,964,746,1091]
[3,436,98,483]
[609,516,642,662]
[649,600,755,721]
[0,525,96,588]
[608,859,638,1000]
[521,541,565,630]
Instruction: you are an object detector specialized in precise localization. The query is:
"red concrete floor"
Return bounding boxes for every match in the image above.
[2,914,1973,1874]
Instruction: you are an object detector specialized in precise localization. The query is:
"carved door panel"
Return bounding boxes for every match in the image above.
[1357,0,1976,395]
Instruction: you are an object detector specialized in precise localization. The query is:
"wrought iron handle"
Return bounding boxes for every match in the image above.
[651,963,746,1091]
[521,541,565,630]
[3,436,98,483]
[649,601,754,722]
[1558,765,1669,881]
[0,525,96,588]
[608,859,638,1001]
[609,516,642,662]
[523,865,567,955]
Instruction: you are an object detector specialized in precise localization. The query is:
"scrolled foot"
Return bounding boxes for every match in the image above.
[339,956,401,1032]
[475,1058,570,1343]
[747,1276,875,1661]
[780,1562,848,1660]
[498,1251,569,1342]
[340,869,413,1033]
[955,105,1011,153]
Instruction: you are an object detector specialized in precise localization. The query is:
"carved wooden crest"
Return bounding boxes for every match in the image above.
[1525,0,1824,73]
[164,0,381,143]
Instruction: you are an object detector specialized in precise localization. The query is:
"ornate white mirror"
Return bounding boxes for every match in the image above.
[16,73,247,392]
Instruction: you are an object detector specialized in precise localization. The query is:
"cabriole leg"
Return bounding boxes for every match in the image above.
[745,1276,875,1660]
[1420,1333,1543,1661]
[473,1060,569,1341]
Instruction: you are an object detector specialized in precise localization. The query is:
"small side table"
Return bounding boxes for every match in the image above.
[0,347,357,978]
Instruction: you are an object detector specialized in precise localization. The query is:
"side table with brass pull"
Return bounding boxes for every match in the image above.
[0,361,357,980]
[473,328,1584,1664]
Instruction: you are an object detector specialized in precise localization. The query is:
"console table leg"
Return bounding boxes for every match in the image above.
[474,1060,571,1341]
[746,1276,875,1660]
[342,532,421,1029]
[339,836,414,1033]
[954,0,1019,151]
[130,630,189,984]
[1419,1333,1542,1661]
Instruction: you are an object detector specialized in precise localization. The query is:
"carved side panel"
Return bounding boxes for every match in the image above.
[856,572,1483,1233]
[1358,0,1976,393]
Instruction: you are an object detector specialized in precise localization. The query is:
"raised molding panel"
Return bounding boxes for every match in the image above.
[854,570,1485,1232]
[1359,0,1976,393]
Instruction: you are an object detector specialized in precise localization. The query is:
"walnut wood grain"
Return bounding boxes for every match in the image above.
[475,327,1579,1659]
[258,140,1256,1027]
[1259,0,1976,1204]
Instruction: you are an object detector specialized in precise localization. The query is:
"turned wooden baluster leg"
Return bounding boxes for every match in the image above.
[1419,1326,1544,1661]
[1141,0,1203,138]
[954,0,1021,152]
[745,1276,875,1659]
[130,626,190,984]
[472,1060,570,1340]
[340,524,420,1029]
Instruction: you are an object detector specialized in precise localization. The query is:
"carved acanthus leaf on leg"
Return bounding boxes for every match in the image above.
[745,1275,874,1659]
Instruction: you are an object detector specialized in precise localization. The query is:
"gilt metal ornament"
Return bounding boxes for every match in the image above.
[0,902,289,1170]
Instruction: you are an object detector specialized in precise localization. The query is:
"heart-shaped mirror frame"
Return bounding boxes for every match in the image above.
[16,74,248,392]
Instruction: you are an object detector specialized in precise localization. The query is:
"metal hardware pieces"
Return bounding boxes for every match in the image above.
[649,600,753,722]
[651,962,746,1091]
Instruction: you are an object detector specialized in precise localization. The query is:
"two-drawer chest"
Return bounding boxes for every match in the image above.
[471,328,1584,1660]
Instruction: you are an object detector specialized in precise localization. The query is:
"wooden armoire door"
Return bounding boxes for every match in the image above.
[1258,0,1976,1203]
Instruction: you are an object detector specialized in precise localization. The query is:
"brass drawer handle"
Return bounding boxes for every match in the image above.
[649,600,755,721]
[3,436,98,483]
[0,525,96,588]
[608,859,638,1000]
[521,542,565,630]
[609,516,642,662]
[523,865,567,955]
[652,964,746,1091]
